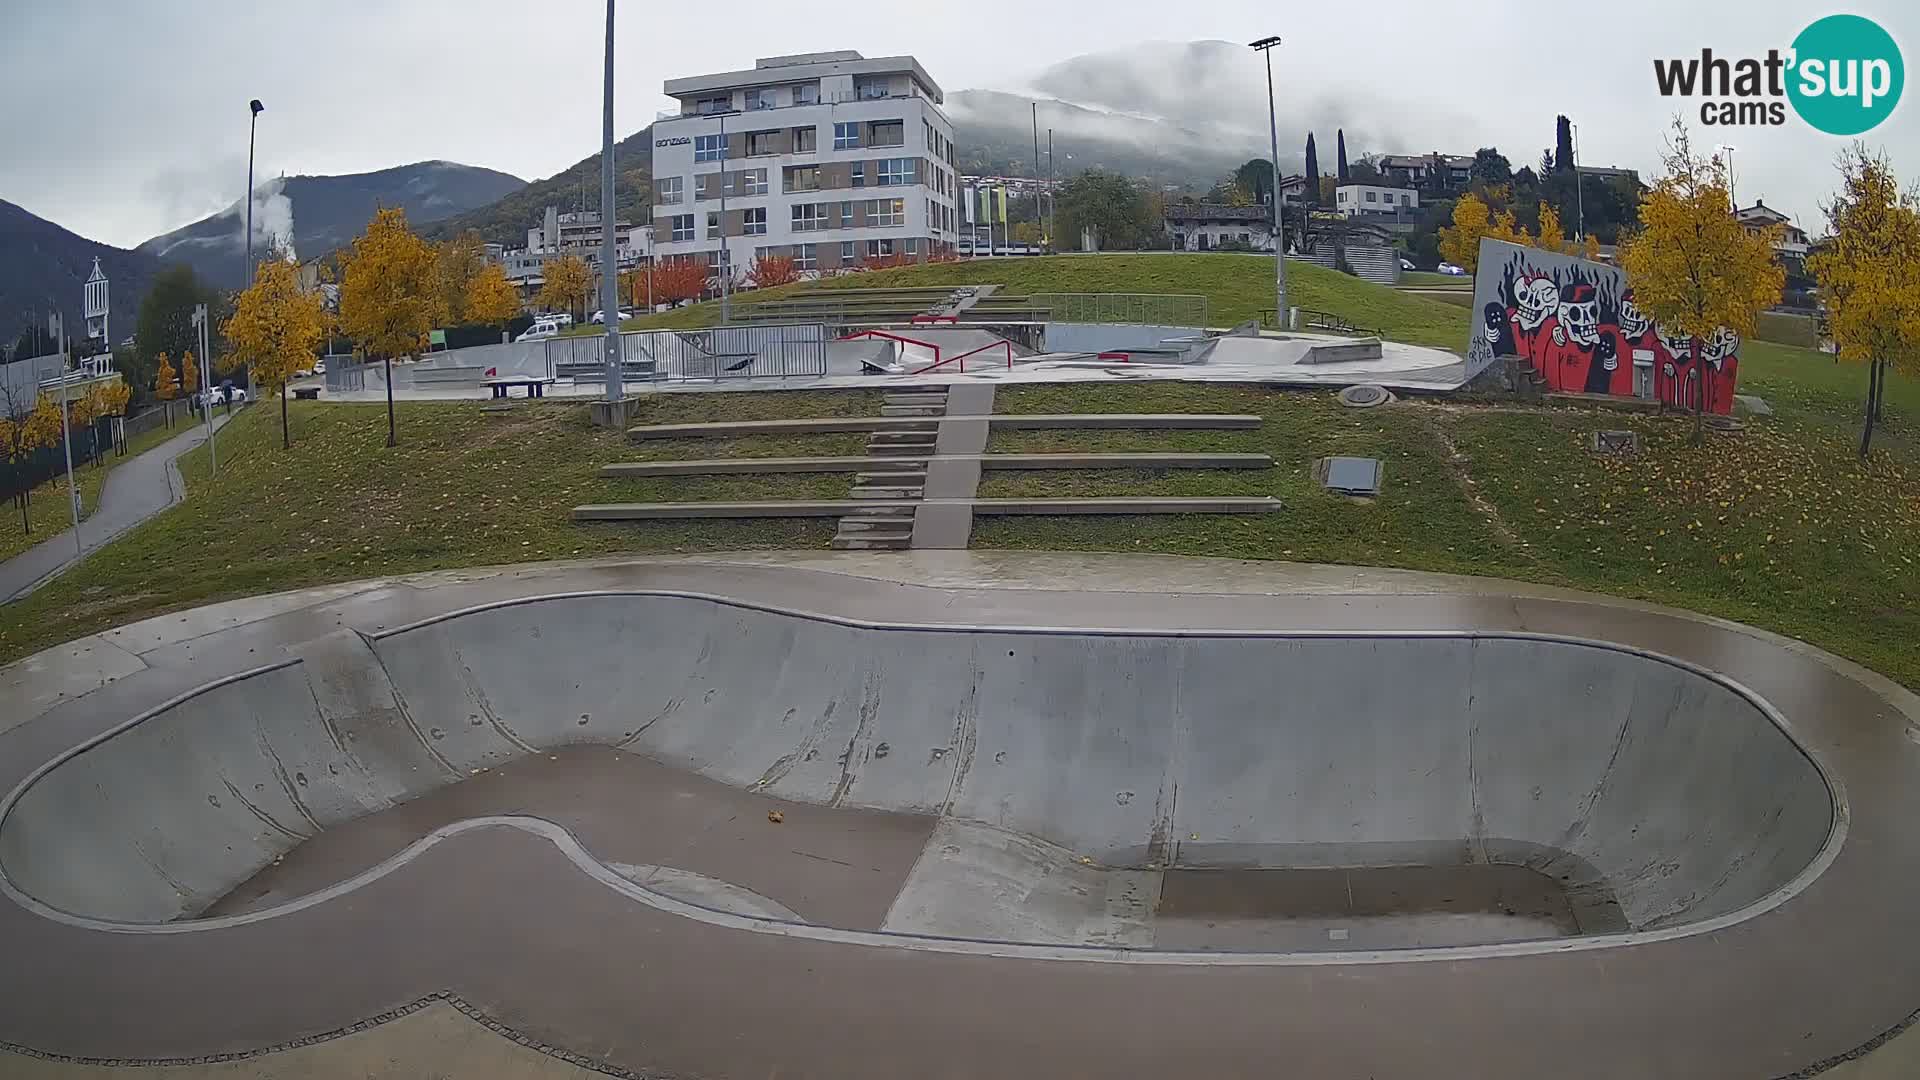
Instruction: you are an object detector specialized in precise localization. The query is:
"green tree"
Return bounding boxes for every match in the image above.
[1232,159,1276,209]
[1055,170,1154,251]
[132,265,221,405]
[1470,148,1512,186]
[339,207,442,448]
[1303,134,1321,204]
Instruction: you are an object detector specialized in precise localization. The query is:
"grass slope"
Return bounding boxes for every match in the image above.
[627,255,1473,350]
[0,420,184,563]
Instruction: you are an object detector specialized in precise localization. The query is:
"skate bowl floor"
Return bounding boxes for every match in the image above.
[1,553,1916,1080]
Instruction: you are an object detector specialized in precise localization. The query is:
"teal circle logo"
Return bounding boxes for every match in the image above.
[1788,15,1903,135]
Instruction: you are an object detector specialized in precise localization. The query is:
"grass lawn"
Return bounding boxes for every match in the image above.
[0,419,185,564]
[625,255,1473,351]
[0,397,868,664]
[1755,310,1822,349]
[1400,271,1473,288]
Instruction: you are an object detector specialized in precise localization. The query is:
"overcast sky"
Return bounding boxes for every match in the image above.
[3,0,1915,248]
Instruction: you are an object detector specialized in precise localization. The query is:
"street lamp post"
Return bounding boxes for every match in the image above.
[1249,36,1288,327]
[1570,121,1585,238]
[598,0,623,401]
[245,99,263,285]
[717,110,734,324]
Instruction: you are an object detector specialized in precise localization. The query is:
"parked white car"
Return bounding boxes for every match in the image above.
[1437,262,1468,276]
[589,309,634,325]
[515,320,562,342]
[1399,258,1416,271]
[198,387,248,408]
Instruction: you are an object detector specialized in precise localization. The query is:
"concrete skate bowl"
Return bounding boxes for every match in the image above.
[0,593,1838,959]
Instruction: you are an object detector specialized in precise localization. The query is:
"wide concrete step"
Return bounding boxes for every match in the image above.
[986,414,1262,431]
[848,486,922,499]
[940,497,1283,515]
[883,393,949,406]
[870,444,934,457]
[626,416,936,441]
[601,456,882,477]
[574,501,911,520]
[979,453,1275,471]
[881,405,945,417]
[836,516,917,533]
[830,535,912,550]
[856,470,926,484]
[869,430,940,444]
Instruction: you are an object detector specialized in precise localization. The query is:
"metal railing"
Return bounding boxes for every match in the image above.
[1029,293,1210,327]
[324,360,371,392]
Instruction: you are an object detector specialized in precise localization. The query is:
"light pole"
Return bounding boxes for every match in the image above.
[1717,144,1738,212]
[50,312,80,559]
[245,99,263,285]
[597,0,623,401]
[717,110,735,323]
[1249,35,1288,327]
[1570,120,1585,238]
[191,304,217,478]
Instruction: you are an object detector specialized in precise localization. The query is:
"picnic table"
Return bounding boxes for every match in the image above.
[483,376,555,399]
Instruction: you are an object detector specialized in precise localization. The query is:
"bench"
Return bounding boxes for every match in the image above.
[483,377,555,399]
[292,386,320,400]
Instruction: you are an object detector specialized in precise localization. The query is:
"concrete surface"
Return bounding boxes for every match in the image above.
[0,551,1914,1080]
[602,453,1274,477]
[624,413,1260,441]
[0,413,230,602]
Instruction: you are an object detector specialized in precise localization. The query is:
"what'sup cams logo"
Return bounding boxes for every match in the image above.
[1654,14,1903,134]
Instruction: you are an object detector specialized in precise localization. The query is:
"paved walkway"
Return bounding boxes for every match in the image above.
[0,413,230,602]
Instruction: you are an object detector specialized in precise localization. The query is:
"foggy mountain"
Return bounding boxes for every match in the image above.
[0,198,168,353]
[136,161,525,289]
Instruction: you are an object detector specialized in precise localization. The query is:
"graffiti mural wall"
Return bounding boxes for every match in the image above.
[1465,238,1741,413]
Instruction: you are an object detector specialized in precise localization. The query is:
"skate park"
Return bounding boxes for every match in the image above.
[2,551,1919,1079]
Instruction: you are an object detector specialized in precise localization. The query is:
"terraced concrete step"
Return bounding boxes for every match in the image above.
[836,516,917,533]
[979,453,1275,470]
[598,454,1268,479]
[625,416,936,440]
[869,429,940,443]
[881,406,946,417]
[883,393,949,406]
[573,501,911,520]
[847,486,923,499]
[941,497,1283,515]
[870,444,934,457]
[856,470,926,485]
[985,414,1263,431]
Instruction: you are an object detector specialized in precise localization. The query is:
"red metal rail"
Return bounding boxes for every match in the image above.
[914,338,1013,375]
[835,328,940,369]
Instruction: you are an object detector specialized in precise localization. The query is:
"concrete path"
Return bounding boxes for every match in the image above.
[0,413,230,603]
[0,552,1917,1078]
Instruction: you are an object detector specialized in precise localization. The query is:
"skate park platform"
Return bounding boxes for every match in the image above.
[1,551,1917,1079]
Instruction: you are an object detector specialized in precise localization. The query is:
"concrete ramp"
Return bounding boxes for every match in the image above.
[1,595,1833,944]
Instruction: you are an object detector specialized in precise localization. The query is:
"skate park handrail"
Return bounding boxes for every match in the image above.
[836,329,940,369]
[916,339,1014,374]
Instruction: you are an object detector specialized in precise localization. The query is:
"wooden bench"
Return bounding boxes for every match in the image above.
[483,377,555,399]
[292,386,320,400]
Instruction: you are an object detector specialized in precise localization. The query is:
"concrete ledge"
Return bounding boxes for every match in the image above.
[948,497,1282,515]
[626,415,1260,440]
[600,453,1274,479]
[573,501,903,520]
[986,414,1262,430]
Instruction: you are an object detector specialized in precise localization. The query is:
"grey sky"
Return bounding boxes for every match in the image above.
[3,0,1915,248]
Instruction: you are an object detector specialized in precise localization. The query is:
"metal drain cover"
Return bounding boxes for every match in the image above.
[1339,384,1394,408]
[1318,456,1383,496]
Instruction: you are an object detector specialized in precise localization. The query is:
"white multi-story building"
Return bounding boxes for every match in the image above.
[1335,184,1419,218]
[499,205,654,296]
[650,51,959,279]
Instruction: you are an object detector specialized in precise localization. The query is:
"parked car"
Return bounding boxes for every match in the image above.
[1437,262,1468,276]
[515,320,562,342]
[197,387,247,408]
[313,359,327,376]
[589,309,635,325]
[1399,258,1416,271]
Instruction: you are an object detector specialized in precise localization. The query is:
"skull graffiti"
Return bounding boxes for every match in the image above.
[1556,283,1600,346]
[1516,275,1558,330]
[1619,289,1651,339]
[1702,326,1740,368]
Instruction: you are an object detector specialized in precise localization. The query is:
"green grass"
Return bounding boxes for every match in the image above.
[0,420,184,563]
[0,397,872,664]
[1755,310,1822,349]
[626,255,1473,351]
[1401,271,1474,288]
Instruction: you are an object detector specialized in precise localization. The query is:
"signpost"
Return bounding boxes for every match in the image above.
[191,304,217,478]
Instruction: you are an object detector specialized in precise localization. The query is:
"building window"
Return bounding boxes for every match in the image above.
[1365,190,1377,202]
[695,134,724,163]
[833,122,860,150]
[865,238,896,258]
[1401,193,1411,205]
[694,95,729,114]
[851,161,864,188]
[744,88,776,111]
[784,165,820,192]
[670,215,694,243]
[706,212,720,239]
[794,243,817,271]
[745,130,778,156]
[903,238,918,257]
[657,176,683,205]
[742,207,767,235]
[793,83,818,106]
[870,120,905,148]
[841,241,855,262]
[742,168,768,195]
[793,126,816,153]
[867,198,904,227]
[925,121,935,151]
[792,203,826,231]
[840,200,853,225]
[856,79,888,101]
[878,158,911,186]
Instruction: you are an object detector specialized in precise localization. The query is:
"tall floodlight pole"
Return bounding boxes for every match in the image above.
[1571,121,1585,237]
[718,110,733,323]
[245,100,264,284]
[1047,131,1055,255]
[1250,36,1288,326]
[598,0,622,400]
[1717,143,1737,212]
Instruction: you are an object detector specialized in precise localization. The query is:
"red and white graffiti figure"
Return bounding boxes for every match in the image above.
[1509,275,1561,381]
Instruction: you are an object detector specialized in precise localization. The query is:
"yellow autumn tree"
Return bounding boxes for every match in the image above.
[538,254,593,322]
[1536,202,1568,254]
[1619,118,1785,442]
[1439,189,1531,272]
[436,230,488,325]
[1583,233,1602,261]
[463,263,521,332]
[154,352,178,400]
[1808,144,1920,456]
[339,206,441,447]
[225,257,327,449]
[180,348,199,397]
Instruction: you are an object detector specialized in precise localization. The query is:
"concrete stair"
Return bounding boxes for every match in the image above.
[832,388,948,550]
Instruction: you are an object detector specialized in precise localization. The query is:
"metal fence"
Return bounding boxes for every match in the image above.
[1028,293,1211,328]
[324,360,371,393]
[554,325,828,382]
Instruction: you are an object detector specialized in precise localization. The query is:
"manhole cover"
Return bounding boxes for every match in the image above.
[1317,456,1383,496]
[1339,384,1393,408]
